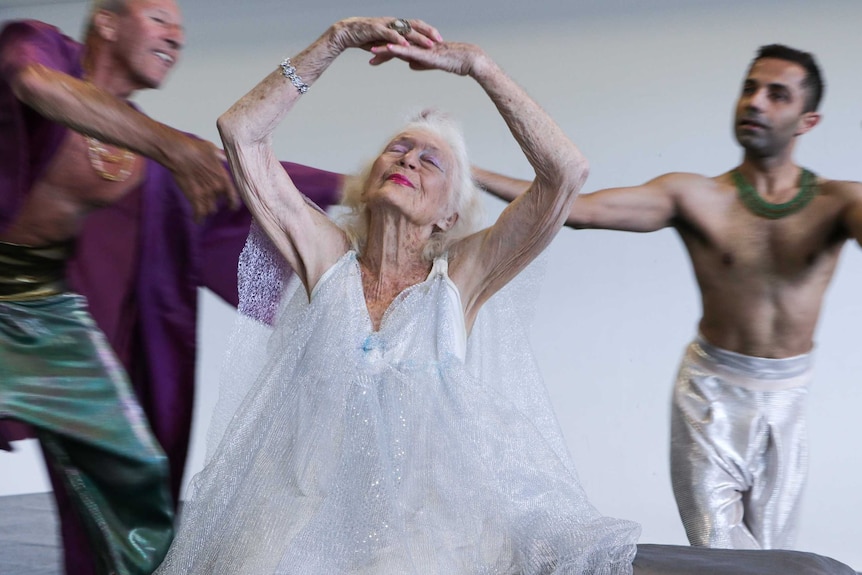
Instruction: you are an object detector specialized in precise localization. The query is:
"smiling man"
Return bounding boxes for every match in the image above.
[0,1,343,574]
[475,44,862,550]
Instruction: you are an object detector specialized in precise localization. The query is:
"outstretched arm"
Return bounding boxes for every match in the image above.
[472,166,531,203]
[565,175,681,232]
[13,64,237,219]
[475,166,681,233]
[217,18,441,295]
[0,21,237,220]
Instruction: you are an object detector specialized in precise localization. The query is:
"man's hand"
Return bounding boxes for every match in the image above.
[167,136,239,221]
[11,62,239,220]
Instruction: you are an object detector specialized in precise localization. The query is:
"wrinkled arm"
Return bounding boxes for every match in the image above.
[376,41,588,320]
[218,18,439,294]
[199,162,344,305]
[456,53,588,319]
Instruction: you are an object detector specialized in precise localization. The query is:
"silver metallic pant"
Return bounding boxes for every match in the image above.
[670,336,812,550]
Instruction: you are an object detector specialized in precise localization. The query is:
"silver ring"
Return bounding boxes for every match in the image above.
[388,18,412,36]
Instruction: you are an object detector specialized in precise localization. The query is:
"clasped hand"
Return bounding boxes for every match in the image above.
[330,17,485,77]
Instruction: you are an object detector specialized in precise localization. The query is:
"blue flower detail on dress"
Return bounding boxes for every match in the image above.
[361,333,386,363]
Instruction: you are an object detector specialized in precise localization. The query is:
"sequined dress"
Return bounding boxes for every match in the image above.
[156,244,640,575]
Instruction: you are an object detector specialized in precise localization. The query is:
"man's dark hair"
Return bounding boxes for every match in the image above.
[753,44,824,112]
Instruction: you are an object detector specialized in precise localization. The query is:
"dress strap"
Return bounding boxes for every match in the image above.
[428,255,449,279]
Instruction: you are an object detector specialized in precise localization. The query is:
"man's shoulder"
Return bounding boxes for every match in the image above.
[816,176,862,202]
[649,171,727,194]
[0,19,65,42]
[816,175,862,191]
[0,19,81,73]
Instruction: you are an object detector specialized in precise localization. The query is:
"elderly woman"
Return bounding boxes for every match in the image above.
[155,17,639,575]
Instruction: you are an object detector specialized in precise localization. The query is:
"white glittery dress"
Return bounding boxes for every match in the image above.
[156,229,640,575]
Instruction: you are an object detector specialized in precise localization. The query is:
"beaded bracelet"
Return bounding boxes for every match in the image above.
[279,58,309,94]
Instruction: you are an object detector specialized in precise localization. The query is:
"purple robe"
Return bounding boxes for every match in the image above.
[0,20,342,574]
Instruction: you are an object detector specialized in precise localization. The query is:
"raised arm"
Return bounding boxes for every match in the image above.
[377,41,587,319]
[12,63,237,218]
[475,166,682,233]
[217,18,441,295]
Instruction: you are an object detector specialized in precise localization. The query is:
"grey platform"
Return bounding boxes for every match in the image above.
[1,492,859,575]
[0,492,60,575]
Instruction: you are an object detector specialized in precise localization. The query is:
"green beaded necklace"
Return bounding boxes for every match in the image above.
[732,167,818,220]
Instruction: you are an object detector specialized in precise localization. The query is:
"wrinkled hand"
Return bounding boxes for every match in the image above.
[369,41,485,76]
[169,137,239,221]
[330,17,442,57]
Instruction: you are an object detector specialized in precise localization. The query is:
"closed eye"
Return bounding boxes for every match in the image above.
[421,154,443,171]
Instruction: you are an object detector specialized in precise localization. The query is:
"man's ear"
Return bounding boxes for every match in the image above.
[796,111,821,136]
[93,10,119,42]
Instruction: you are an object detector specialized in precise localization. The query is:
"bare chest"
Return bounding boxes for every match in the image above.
[363,296,393,331]
[40,131,145,206]
[681,193,845,277]
[2,132,144,244]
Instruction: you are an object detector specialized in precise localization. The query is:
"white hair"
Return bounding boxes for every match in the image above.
[340,109,484,261]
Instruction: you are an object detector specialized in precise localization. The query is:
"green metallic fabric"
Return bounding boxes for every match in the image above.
[0,293,174,575]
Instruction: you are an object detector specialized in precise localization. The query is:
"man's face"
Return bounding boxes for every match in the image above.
[733,57,816,157]
[111,0,185,90]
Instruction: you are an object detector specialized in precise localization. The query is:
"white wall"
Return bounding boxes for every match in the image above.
[2,0,861,568]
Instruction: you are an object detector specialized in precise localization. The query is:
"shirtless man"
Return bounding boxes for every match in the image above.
[1,1,344,572]
[0,1,239,572]
[475,44,862,550]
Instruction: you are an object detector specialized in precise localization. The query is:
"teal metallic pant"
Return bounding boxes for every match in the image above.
[0,293,174,575]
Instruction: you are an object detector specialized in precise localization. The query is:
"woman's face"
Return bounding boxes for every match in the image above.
[364,129,458,230]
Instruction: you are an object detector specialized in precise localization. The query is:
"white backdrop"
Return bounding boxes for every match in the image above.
[2,0,861,568]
